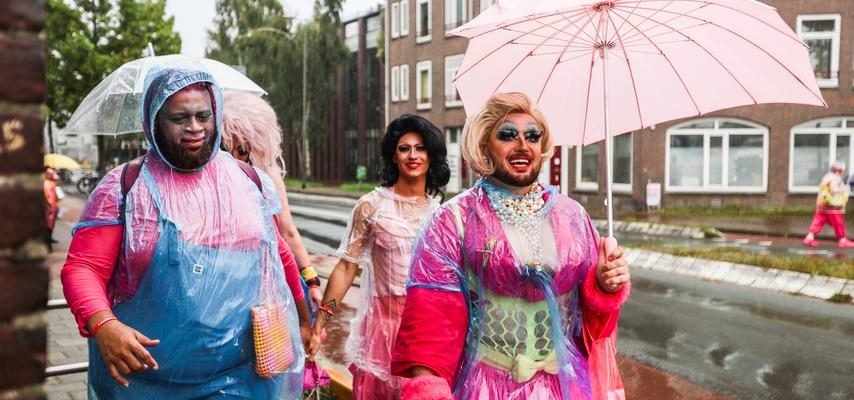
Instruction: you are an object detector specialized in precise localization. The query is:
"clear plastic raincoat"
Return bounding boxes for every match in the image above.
[72,67,303,398]
[337,187,440,397]
[392,179,628,399]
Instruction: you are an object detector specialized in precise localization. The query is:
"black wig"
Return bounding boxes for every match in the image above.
[379,114,451,200]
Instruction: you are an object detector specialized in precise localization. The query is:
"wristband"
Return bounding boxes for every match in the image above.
[300,266,319,281]
[91,315,117,337]
[305,277,321,288]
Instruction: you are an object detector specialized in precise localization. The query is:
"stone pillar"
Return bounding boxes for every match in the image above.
[0,1,49,399]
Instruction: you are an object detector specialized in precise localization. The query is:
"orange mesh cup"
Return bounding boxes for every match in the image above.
[252,304,295,378]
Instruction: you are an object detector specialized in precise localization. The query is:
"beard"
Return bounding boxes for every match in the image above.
[154,127,216,170]
[491,160,542,188]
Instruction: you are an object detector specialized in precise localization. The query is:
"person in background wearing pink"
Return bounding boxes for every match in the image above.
[804,161,854,248]
[221,91,323,308]
[60,67,307,398]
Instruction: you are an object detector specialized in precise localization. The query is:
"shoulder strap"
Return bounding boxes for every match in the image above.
[119,156,146,219]
[236,160,262,192]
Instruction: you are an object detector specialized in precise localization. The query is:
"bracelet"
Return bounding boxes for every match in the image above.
[91,315,117,337]
[300,266,319,281]
[305,277,321,288]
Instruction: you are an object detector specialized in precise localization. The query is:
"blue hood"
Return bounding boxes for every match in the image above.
[141,67,223,172]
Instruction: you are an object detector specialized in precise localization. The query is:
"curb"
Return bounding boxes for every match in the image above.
[625,248,854,303]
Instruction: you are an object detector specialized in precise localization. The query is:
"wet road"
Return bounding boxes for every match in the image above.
[621,269,854,399]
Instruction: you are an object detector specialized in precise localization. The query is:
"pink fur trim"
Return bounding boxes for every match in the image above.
[581,268,631,313]
[401,375,453,400]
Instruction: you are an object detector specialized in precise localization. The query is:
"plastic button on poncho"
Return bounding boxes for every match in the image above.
[76,66,304,399]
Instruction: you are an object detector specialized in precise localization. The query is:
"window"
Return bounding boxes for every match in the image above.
[666,118,768,193]
[574,133,633,191]
[400,64,410,101]
[576,144,598,190]
[416,0,431,43]
[797,14,841,88]
[391,2,400,38]
[480,0,495,13]
[400,0,409,36]
[391,66,400,102]
[444,54,463,107]
[366,15,380,48]
[345,21,359,52]
[613,133,632,191]
[445,0,469,32]
[416,61,432,109]
[790,117,854,193]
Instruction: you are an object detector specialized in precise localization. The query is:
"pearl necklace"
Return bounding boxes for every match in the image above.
[484,180,548,267]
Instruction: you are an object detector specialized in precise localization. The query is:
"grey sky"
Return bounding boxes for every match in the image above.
[164,0,383,58]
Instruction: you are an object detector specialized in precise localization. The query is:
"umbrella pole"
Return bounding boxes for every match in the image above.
[602,37,614,240]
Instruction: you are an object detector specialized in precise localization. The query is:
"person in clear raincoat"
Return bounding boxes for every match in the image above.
[391,93,631,400]
[307,114,450,399]
[60,66,308,399]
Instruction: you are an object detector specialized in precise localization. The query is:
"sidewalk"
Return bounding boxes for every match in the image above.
[287,190,854,304]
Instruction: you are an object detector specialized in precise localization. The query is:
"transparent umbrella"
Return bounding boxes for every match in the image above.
[63,54,266,135]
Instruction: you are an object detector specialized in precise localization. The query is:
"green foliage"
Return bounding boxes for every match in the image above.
[207,0,348,179]
[46,0,182,128]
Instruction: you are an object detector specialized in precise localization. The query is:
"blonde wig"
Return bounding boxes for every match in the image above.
[461,92,553,177]
[222,91,287,180]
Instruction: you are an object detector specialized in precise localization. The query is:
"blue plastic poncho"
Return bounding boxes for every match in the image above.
[77,65,304,399]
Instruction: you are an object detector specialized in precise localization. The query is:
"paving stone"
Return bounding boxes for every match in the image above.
[749,268,779,290]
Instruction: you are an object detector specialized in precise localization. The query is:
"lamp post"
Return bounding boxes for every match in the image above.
[246,26,310,188]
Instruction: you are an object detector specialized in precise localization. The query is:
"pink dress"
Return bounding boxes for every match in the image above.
[337,187,440,399]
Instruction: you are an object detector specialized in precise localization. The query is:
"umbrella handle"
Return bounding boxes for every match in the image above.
[604,236,618,258]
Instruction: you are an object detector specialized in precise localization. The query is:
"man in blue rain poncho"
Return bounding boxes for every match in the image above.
[61,66,309,399]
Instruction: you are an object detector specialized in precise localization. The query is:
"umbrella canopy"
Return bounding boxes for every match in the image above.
[44,153,81,170]
[450,0,825,235]
[63,54,266,136]
[451,0,825,146]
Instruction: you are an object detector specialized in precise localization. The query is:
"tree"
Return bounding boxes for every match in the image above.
[207,0,347,184]
[46,0,181,164]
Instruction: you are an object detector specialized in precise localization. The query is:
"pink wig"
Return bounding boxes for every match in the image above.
[222,91,287,180]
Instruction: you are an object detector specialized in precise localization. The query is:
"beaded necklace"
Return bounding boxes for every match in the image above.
[484,179,548,268]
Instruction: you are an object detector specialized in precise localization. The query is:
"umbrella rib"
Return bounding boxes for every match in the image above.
[554,8,599,45]
[620,25,705,47]
[618,1,806,47]
[489,17,592,100]
[610,8,704,115]
[454,8,589,42]
[617,0,695,45]
[454,11,589,82]
[610,0,675,46]
[607,11,646,129]
[614,6,825,106]
[580,6,606,147]
[534,11,598,105]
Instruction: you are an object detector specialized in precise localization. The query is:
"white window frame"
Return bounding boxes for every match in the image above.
[444,54,463,108]
[400,64,410,101]
[416,0,432,44]
[480,0,495,13]
[796,14,841,88]
[444,0,469,34]
[391,66,400,102]
[789,117,854,193]
[575,144,599,192]
[391,2,400,38]
[665,118,768,193]
[400,0,410,36]
[416,60,432,110]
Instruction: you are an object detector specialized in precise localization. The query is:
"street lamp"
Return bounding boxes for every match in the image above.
[246,26,310,189]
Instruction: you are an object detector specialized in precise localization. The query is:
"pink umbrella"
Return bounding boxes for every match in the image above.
[450,0,825,237]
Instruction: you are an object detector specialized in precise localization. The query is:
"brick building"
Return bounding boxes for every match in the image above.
[0,0,49,398]
[386,0,854,210]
